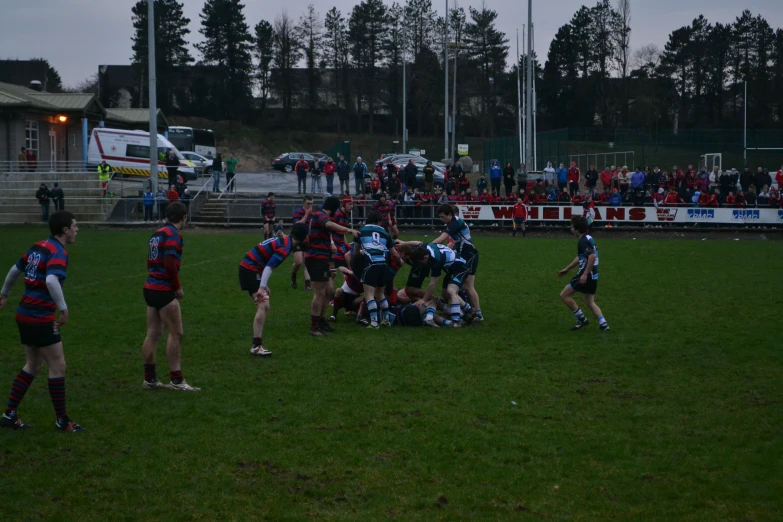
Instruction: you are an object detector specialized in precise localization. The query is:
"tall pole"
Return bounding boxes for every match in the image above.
[516,29,522,168]
[743,80,747,166]
[444,0,449,161]
[147,0,158,191]
[402,11,407,154]
[522,26,526,165]
[525,0,533,170]
[532,22,537,171]
[451,47,458,160]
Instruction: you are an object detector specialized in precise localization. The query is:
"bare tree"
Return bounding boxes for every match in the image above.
[613,0,632,78]
[631,43,661,74]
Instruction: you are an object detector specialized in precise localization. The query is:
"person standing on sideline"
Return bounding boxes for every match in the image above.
[50,183,65,211]
[323,156,336,194]
[489,159,502,195]
[261,192,276,240]
[567,162,581,196]
[211,153,223,192]
[295,155,309,194]
[353,156,368,195]
[404,159,419,190]
[517,163,528,193]
[337,155,350,195]
[36,183,51,222]
[503,162,516,197]
[165,150,180,188]
[97,160,112,197]
[543,161,556,188]
[26,148,37,171]
[311,156,323,194]
[0,210,86,432]
[512,197,528,237]
[305,196,358,337]
[155,186,167,221]
[225,153,238,193]
[143,186,155,221]
[141,202,199,392]
[557,216,610,332]
[423,160,436,194]
[17,147,28,171]
[556,163,568,191]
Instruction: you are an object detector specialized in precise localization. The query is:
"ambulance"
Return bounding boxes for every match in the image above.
[87,128,197,180]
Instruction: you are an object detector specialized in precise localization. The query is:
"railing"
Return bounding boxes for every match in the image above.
[217,175,237,200]
[186,176,215,222]
[0,160,90,173]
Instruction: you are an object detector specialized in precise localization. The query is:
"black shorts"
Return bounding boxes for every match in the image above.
[570,275,598,295]
[264,217,275,224]
[361,263,387,288]
[305,258,331,282]
[334,258,348,269]
[513,218,526,226]
[406,264,430,289]
[239,266,261,295]
[460,248,479,276]
[143,288,177,310]
[442,262,470,290]
[17,320,61,348]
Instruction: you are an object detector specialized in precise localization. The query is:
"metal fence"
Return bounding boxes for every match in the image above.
[0,161,90,173]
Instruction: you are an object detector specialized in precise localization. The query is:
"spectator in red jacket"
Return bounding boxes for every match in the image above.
[567,162,581,196]
[775,167,783,190]
[488,190,501,204]
[734,190,747,207]
[600,167,612,192]
[725,191,736,205]
[535,192,549,203]
[664,188,683,206]
[653,188,665,206]
[686,170,698,191]
[571,192,585,204]
[697,190,711,206]
[707,192,720,207]
[769,189,780,208]
[323,157,337,194]
[478,189,489,203]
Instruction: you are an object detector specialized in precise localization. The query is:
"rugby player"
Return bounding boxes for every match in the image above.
[141,202,200,391]
[307,196,358,336]
[261,192,276,240]
[291,195,313,290]
[512,197,528,237]
[408,243,470,327]
[329,267,363,321]
[394,241,430,302]
[239,223,309,356]
[331,196,354,274]
[0,210,85,432]
[557,216,610,331]
[354,210,392,328]
[433,204,483,321]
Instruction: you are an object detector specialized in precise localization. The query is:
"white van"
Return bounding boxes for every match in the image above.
[87,128,197,180]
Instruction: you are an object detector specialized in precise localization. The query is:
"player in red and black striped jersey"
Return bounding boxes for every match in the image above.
[331,196,354,271]
[372,193,398,237]
[328,266,363,321]
[291,195,313,290]
[261,192,277,240]
[306,196,358,336]
[0,210,85,432]
[141,202,200,392]
[240,223,309,356]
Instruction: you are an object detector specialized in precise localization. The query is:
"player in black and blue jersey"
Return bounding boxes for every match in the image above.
[408,242,470,327]
[557,216,610,331]
[353,210,392,328]
[433,204,482,321]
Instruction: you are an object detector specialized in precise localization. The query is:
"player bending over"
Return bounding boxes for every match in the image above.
[141,202,200,391]
[354,210,392,329]
[557,216,610,331]
[432,204,482,321]
[395,241,430,302]
[329,267,364,321]
[291,195,313,290]
[407,243,470,327]
[239,223,309,356]
[0,210,85,432]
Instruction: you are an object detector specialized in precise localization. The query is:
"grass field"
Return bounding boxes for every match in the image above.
[1,226,781,521]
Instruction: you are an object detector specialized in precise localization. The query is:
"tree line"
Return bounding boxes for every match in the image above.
[122,0,782,136]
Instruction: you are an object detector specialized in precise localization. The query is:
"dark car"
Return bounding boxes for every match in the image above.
[272,152,328,173]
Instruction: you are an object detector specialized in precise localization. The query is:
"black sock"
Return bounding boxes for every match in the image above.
[253,337,262,347]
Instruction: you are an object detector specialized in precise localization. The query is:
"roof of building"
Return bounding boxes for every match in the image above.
[0,81,102,114]
[105,108,168,127]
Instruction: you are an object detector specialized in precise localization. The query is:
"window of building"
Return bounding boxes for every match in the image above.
[25,121,39,158]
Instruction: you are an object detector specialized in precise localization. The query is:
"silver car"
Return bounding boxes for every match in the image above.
[181,151,223,177]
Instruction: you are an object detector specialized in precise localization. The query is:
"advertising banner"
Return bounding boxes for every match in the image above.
[454,205,783,225]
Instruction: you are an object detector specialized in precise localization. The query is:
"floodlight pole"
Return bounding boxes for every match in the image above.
[444,0,449,161]
[402,8,408,154]
[525,0,533,170]
[517,29,522,167]
[743,80,747,167]
[148,0,158,191]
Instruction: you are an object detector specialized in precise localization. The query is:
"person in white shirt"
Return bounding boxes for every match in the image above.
[543,162,556,188]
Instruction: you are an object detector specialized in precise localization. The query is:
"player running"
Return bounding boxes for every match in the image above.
[407,242,470,327]
[433,204,483,321]
[557,216,610,331]
[512,197,528,237]
[306,196,358,336]
[239,223,309,356]
[291,195,313,290]
[0,210,85,432]
[261,192,276,240]
[141,202,200,391]
[354,210,393,329]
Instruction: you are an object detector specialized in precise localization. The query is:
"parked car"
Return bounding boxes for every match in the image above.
[272,152,328,173]
[390,159,446,190]
[180,151,224,177]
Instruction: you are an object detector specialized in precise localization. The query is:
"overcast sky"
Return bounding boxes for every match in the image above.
[1,0,781,87]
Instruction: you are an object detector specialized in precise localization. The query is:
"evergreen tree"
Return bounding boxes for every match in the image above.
[253,20,274,114]
[196,0,254,120]
[324,7,350,132]
[130,0,192,111]
[299,4,324,110]
[348,0,388,134]
[272,12,302,125]
[404,0,437,57]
